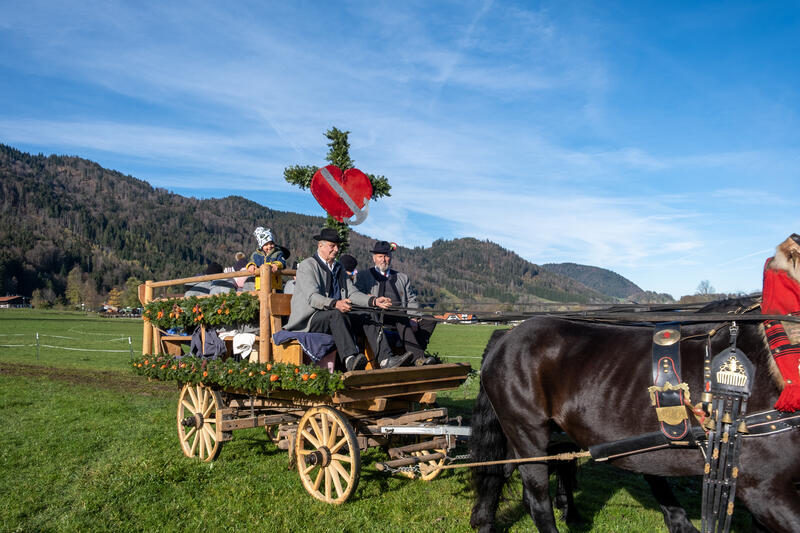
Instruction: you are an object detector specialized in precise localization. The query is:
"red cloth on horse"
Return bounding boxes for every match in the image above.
[762,258,800,411]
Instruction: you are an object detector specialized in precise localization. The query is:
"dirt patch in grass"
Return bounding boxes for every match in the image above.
[0,362,177,396]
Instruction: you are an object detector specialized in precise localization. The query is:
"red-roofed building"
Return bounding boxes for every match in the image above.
[0,295,30,308]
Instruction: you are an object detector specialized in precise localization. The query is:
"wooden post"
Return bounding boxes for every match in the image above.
[142,281,154,355]
[259,264,272,363]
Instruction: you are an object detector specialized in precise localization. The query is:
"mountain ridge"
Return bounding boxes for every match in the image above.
[0,143,672,307]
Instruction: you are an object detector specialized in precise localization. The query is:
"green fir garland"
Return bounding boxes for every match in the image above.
[132,354,345,396]
[143,292,259,330]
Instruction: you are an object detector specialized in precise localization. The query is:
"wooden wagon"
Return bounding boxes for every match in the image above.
[139,265,472,503]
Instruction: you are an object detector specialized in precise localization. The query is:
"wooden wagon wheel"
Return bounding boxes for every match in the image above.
[177,383,224,462]
[294,405,361,504]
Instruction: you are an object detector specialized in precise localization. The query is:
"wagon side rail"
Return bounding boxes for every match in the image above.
[138,265,296,363]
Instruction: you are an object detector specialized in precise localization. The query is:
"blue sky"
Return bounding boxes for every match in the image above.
[1,1,798,298]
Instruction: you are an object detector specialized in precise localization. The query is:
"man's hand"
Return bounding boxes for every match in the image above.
[247,264,257,275]
[374,296,392,309]
[270,263,280,273]
[334,299,352,313]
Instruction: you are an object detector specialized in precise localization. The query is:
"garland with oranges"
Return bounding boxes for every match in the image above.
[132,354,345,396]
[143,292,259,330]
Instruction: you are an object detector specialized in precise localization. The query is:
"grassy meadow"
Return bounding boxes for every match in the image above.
[0,309,752,532]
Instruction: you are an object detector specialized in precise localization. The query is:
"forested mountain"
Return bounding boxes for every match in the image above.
[0,144,662,309]
[541,262,674,303]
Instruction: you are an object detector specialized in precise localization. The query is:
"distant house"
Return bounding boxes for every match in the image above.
[0,295,30,308]
[433,312,476,323]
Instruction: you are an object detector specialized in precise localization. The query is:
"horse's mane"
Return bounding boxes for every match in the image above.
[696,296,760,314]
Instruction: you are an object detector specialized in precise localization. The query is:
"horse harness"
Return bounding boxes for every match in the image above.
[646,316,794,533]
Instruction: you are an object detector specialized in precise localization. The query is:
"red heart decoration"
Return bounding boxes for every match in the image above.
[310,165,373,222]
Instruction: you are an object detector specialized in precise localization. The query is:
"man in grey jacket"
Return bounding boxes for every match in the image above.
[355,240,438,366]
[284,228,410,371]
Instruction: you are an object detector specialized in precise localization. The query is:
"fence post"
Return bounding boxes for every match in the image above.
[36,332,39,361]
[129,336,133,361]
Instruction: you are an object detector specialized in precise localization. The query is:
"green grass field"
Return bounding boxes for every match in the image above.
[0,309,752,532]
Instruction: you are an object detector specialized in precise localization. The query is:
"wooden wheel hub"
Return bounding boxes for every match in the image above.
[180,414,203,428]
[306,447,332,467]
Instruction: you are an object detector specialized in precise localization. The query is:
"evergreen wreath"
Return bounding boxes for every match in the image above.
[132,354,345,396]
[143,292,259,330]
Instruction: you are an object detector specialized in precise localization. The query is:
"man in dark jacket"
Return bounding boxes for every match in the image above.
[284,228,411,371]
[356,240,438,366]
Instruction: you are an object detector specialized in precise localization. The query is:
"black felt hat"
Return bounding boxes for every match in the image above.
[339,254,358,273]
[313,228,343,243]
[791,234,800,246]
[370,240,394,254]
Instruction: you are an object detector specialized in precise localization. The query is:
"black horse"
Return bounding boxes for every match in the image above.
[471,298,800,532]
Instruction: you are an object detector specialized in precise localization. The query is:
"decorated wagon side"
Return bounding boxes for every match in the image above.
[136,264,472,504]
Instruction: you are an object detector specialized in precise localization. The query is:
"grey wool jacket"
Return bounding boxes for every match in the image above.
[284,255,375,332]
[355,267,420,314]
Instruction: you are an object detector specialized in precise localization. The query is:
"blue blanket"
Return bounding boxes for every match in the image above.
[272,329,335,363]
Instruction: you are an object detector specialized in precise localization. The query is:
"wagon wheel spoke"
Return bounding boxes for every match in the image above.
[182,426,197,442]
[324,468,332,500]
[330,460,351,487]
[197,385,208,414]
[320,412,329,447]
[302,462,317,476]
[313,467,324,491]
[327,421,339,448]
[330,464,345,498]
[181,399,195,413]
[331,453,352,463]
[301,429,321,449]
[330,436,348,454]
[308,417,324,446]
[186,385,199,409]
[189,431,199,456]
[202,400,215,419]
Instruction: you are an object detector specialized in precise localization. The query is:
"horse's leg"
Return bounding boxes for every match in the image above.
[518,461,560,533]
[737,477,800,533]
[643,475,698,533]
[499,419,560,533]
[549,442,582,525]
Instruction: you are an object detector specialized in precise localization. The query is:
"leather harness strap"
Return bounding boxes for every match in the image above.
[649,323,692,440]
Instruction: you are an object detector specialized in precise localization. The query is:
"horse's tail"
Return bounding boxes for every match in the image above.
[469,381,509,531]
